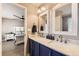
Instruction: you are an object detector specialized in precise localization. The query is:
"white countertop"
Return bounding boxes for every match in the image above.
[29,34,79,56]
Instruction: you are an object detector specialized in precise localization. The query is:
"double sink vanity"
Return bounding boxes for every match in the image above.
[28,34,79,56]
[28,3,79,56]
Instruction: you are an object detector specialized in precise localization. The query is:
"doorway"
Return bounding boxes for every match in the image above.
[2,3,27,56]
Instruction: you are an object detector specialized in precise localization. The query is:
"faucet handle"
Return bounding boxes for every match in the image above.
[64,39,70,44]
[64,40,67,43]
[59,35,63,39]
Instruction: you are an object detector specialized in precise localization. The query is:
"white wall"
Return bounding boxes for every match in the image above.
[27,5,38,29]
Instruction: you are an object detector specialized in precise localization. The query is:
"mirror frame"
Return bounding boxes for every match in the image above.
[52,3,78,36]
[38,10,49,34]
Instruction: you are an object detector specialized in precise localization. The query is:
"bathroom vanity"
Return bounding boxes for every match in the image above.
[28,35,79,56]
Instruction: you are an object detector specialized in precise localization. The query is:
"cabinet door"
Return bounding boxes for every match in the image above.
[29,39,35,56]
[34,41,39,56]
[39,44,51,56]
[29,38,31,54]
[29,39,39,56]
[51,49,66,56]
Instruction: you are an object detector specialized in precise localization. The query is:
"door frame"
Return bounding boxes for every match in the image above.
[15,3,28,56]
[0,3,2,56]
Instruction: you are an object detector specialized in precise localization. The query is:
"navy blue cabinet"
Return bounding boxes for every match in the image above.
[29,38,31,54]
[29,39,39,56]
[34,41,40,56]
[29,39,35,56]
[51,49,66,56]
[29,38,66,56]
[39,44,51,56]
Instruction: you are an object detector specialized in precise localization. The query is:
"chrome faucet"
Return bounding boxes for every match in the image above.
[59,35,63,42]
[58,35,68,44]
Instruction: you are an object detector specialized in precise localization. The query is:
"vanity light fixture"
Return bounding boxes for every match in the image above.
[37,6,46,14]
[41,7,46,11]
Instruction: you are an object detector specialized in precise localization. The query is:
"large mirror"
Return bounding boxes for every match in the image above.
[39,10,49,35]
[55,4,72,32]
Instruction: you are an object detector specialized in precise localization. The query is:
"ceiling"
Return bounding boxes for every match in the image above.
[19,3,57,8]
[19,3,43,8]
[26,3,43,8]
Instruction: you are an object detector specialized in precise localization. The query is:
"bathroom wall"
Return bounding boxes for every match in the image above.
[27,5,38,30]
[19,3,57,33]
[19,3,39,33]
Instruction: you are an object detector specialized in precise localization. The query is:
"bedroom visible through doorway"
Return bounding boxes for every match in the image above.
[2,3,25,56]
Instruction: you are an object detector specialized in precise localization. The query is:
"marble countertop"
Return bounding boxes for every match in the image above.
[29,34,79,56]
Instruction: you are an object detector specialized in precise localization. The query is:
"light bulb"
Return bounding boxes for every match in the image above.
[37,9,41,13]
[41,7,46,11]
